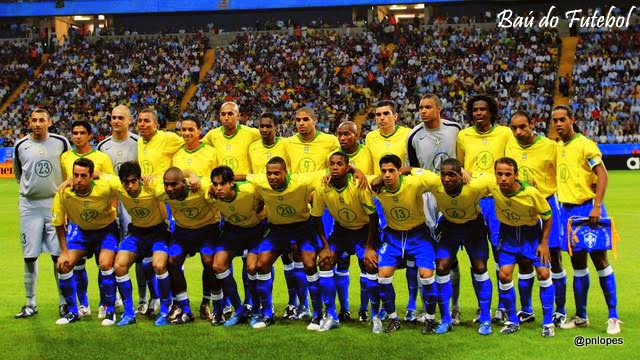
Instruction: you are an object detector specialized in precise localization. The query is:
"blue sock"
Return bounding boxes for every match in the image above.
[307,273,323,318]
[334,267,350,312]
[473,272,492,323]
[598,266,618,319]
[156,271,172,316]
[319,270,338,320]
[499,281,518,324]
[293,262,309,309]
[405,262,418,311]
[247,273,260,316]
[176,291,191,315]
[142,257,157,299]
[99,268,116,313]
[74,263,89,307]
[212,291,224,316]
[116,274,135,317]
[256,272,274,318]
[241,258,252,307]
[551,270,567,315]
[518,271,535,313]
[435,275,451,323]
[378,276,397,319]
[367,274,380,317]
[283,263,298,307]
[496,268,505,309]
[216,268,242,314]
[573,268,590,319]
[58,271,79,315]
[359,273,369,312]
[539,278,555,326]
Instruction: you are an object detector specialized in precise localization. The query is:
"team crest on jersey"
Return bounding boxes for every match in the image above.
[117,150,123,158]
[339,197,345,204]
[39,149,46,155]
[229,206,235,211]
[226,144,232,150]
[304,146,309,153]
[83,201,90,207]
[482,139,488,145]
[522,154,527,160]
[392,196,399,203]
[435,139,441,146]
[506,200,512,207]
[385,141,391,147]
[584,232,597,248]
[187,158,193,165]
[451,199,457,206]
[277,195,284,201]
[562,151,566,157]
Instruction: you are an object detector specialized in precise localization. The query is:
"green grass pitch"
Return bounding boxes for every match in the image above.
[0,171,637,359]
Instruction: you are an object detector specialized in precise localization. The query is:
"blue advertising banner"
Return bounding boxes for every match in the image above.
[1,0,457,17]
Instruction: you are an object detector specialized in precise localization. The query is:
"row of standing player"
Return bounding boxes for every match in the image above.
[13,95,620,334]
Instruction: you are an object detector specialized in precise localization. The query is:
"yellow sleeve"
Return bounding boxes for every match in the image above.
[530,188,552,220]
[100,154,115,175]
[51,192,66,227]
[165,132,185,156]
[310,186,326,217]
[246,173,269,189]
[202,129,215,148]
[456,132,465,167]
[249,126,261,142]
[296,170,326,189]
[584,140,603,169]
[359,188,376,215]
[102,174,125,193]
[410,168,440,188]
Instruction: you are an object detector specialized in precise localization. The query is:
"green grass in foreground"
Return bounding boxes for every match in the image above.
[0,171,637,359]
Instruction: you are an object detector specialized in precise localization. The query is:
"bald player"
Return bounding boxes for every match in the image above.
[202,101,261,174]
[14,108,70,318]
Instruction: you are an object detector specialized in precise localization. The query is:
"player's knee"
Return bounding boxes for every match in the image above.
[518,260,534,274]
[436,258,452,275]
[24,257,38,263]
[212,262,229,274]
[471,259,487,274]
[418,268,434,279]
[536,267,550,281]
[318,262,333,272]
[498,269,512,283]
[153,261,167,275]
[336,257,350,271]
[590,250,609,270]
[114,262,128,276]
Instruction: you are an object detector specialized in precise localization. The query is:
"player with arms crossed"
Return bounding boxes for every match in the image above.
[552,105,620,335]
[13,108,70,318]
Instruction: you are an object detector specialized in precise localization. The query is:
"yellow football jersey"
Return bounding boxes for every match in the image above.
[374,174,429,231]
[556,134,603,204]
[103,174,165,228]
[172,143,218,179]
[365,126,412,175]
[61,149,115,180]
[410,168,487,224]
[246,171,325,225]
[137,130,185,177]
[310,174,376,230]
[285,132,340,173]
[456,124,512,179]
[484,179,552,227]
[248,137,290,174]
[155,178,220,229]
[326,144,375,176]
[51,179,118,231]
[505,135,557,198]
[206,182,265,228]
[202,124,261,174]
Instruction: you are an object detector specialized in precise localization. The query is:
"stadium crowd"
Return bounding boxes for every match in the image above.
[1,34,205,146]
[185,21,559,139]
[570,25,640,144]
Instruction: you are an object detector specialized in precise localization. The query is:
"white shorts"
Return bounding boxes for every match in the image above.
[19,196,61,258]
